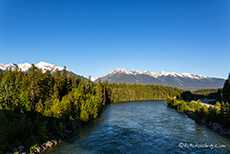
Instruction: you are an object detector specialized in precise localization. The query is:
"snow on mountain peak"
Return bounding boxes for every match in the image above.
[158,71,170,76]
[5,62,17,69]
[35,61,69,73]
[0,61,70,74]
[103,68,210,80]
[0,64,5,70]
[180,73,209,79]
[18,62,31,72]
[100,68,130,78]
[142,70,157,77]
[132,70,141,75]
[114,68,128,73]
[111,68,142,75]
[142,70,164,78]
[153,71,209,79]
[0,62,29,71]
[91,77,96,82]
[111,68,129,74]
[36,61,56,69]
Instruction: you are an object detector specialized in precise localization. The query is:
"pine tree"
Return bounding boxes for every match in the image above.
[35,99,44,113]
[0,69,3,82]
[222,74,230,102]
[39,70,53,102]
[60,66,68,97]
[0,79,16,109]
[14,70,23,92]
[78,77,85,94]
[67,72,77,91]
[86,76,94,94]
[28,64,41,110]
[53,69,62,100]
[76,75,80,85]
[103,84,106,106]
[19,92,31,112]
[96,78,103,103]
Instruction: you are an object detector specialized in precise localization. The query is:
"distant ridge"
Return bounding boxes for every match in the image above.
[95,68,225,90]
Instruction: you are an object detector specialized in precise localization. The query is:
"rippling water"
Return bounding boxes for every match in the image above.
[45,101,230,154]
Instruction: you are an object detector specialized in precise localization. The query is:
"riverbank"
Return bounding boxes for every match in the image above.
[5,120,81,154]
[186,110,230,137]
[34,120,81,154]
[165,98,230,137]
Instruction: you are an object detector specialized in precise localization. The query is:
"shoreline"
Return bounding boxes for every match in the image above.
[185,110,230,137]
[6,120,81,154]
[34,120,81,154]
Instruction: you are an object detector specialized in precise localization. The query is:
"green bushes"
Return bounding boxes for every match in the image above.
[166,98,230,129]
[177,101,187,113]
[166,98,187,113]
[195,105,208,120]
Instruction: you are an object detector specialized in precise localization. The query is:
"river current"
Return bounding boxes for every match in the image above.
[45,101,230,154]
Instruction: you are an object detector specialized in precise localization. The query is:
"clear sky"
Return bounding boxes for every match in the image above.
[0,0,229,79]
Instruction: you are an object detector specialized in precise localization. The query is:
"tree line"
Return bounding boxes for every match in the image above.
[166,98,230,129]
[107,82,183,102]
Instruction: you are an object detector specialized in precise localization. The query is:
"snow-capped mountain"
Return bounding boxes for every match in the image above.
[0,61,68,73]
[142,70,209,79]
[0,62,18,71]
[18,62,31,72]
[35,61,71,74]
[0,61,87,80]
[101,69,210,80]
[96,68,225,90]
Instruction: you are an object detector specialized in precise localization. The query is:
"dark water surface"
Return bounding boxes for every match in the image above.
[45,101,230,154]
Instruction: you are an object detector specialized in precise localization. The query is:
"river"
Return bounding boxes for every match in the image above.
[45,101,230,154]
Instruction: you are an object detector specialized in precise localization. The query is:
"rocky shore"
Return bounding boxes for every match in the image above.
[6,120,81,154]
[186,110,230,137]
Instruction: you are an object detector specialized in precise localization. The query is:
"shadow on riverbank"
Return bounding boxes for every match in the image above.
[0,110,81,154]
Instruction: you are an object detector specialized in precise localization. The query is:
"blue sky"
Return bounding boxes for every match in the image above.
[0,0,229,79]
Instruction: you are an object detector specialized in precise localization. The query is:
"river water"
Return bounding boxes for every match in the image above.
[45,101,230,154]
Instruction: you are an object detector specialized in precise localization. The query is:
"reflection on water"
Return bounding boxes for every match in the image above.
[45,101,230,154]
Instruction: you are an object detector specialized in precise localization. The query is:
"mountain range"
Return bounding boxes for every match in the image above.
[96,68,225,90]
[0,61,87,80]
[0,62,226,90]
